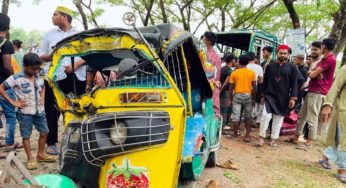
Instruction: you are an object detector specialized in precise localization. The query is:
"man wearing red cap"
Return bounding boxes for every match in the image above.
[256,44,298,147]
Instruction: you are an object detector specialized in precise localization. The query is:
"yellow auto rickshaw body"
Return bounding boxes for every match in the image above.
[49,25,216,188]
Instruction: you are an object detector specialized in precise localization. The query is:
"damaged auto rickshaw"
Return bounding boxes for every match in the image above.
[47,13,221,188]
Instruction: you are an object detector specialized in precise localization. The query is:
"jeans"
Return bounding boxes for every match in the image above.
[17,112,49,138]
[324,122,346,170]
[0,89,17,145]
[255,102,264,124]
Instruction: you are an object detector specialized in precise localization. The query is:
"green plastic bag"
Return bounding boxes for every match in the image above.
[23,174,77,188]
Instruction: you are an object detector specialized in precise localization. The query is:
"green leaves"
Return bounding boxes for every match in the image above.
[9,27,43,50]
[107,159,148,181]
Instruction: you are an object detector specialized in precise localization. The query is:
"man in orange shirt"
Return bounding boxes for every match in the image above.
[229,54,256,142]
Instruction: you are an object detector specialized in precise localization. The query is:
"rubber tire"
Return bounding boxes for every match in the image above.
[206,151,217,167]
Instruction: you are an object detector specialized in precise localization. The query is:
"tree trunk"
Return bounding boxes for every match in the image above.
[159,0,168,23]
[1,0,10,39]
[178,5,188,30]
[342,45,346,66]
[1,0,9,15]
[175,0,194,31]
[221,7,226,32]
[282,0,301,29]
[143,0,155,26]
[74,0,88,30]
[329,1,346,55]
[186,4,191,32]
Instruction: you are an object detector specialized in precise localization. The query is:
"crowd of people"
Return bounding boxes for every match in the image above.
[0,4,345,185]
[204,33,345,183]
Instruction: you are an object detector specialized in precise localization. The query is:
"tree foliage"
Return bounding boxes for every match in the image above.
[253,0,338,44]
[9,27,43,50]
[3,0,346,63]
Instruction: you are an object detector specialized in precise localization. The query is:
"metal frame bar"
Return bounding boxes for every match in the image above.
[180,45,193,116]
[174,49,184,91]
[80,111,171,166]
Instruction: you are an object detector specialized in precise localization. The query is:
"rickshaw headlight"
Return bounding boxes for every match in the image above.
[110,121,127,145]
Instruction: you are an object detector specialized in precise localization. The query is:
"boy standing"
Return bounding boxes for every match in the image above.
[0,53,56,170]
[229,54,256,142]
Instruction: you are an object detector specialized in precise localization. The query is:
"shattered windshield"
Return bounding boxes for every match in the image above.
[81,49,170,89]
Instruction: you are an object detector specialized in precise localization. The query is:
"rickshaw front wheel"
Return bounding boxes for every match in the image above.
[206,151,217,167]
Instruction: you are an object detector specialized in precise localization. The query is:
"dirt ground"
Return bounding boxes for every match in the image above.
[182,132,345,188]
[0,125,345,188]
[0,124,61,175]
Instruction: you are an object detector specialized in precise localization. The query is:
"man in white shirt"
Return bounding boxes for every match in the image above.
[246,52,264,126]
[38,6,86,155]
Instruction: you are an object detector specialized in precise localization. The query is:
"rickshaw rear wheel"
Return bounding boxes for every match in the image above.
[206,151,217,167]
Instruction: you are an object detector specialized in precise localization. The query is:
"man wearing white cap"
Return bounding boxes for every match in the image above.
[38,6,86,155]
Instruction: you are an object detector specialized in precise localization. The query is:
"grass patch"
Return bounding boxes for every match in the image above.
[274,178,296,188]
[283,160,330,176]
[223,171,242,184]
[281,159,342,187]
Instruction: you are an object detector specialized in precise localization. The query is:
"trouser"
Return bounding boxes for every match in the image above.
[255,102,264,124]
[45,74,86,146]
[295,92,324,140]
[324,122,346,170]
[259,104,284,139]
[45,80,60,146]
[0,89,17,145]
[220,91,232,126]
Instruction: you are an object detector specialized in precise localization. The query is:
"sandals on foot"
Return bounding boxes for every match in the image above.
[269,140,278,147]
[319,159,332,170]
[37,155,57,163]
[243,137,252,142]
[27,161,38,170]
[4,143,23,152]
[222,126,232,135]
[296,143,312,151]
[336,174,346,184]
[286,137,299,144]
[255,139,265,147]
[45,145,59,155]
